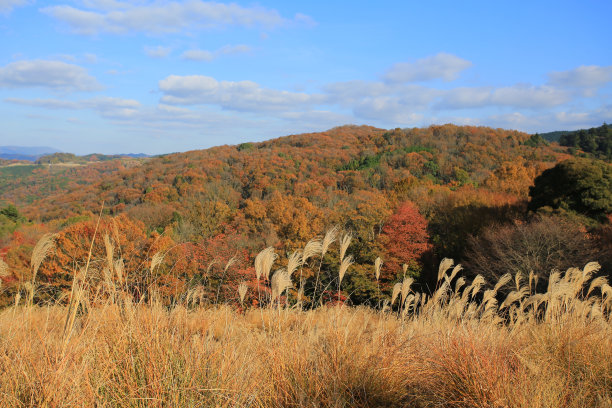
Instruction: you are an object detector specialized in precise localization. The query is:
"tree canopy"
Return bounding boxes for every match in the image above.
[528,158,612,223]
[559,123,612,161]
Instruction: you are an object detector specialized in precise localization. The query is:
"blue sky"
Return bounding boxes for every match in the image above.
[0,0,611,154]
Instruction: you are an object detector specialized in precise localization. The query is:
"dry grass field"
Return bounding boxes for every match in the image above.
[0,254,610,407]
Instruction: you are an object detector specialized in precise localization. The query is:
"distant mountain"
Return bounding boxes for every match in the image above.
[0,146,61,161]
[35,152,151,164]
[120,153,150,158]
[0,147,151,163]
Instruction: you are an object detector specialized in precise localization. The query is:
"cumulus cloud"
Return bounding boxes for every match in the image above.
[181,44,251,61]
[181,49,214,62]
[463,103,612,133]
[324,81,438,123]
[0,60,101,92]
[384,52,472,83]
[436,84,570,109]
[144,45,172,58]
[0,0,28,14]
[433,87,491,109]
[158,75,324,112]
[41,1,311,35]
[548,65,612,92]
[5,96,141,118]
[4,97,79,109]
[490,84,570,108]
[353,97,424,124]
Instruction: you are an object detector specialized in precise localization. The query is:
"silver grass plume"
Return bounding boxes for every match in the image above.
[321,226,339,257]
[437,258,454,283]
[494,273,512,293]
[238,281,248,305]
[448,264,463,283]
[224,256,238,272]
[339,232,352,261]
[103,234,114,273]
[470,275,486,298]
[0,259,9,278]
[391,282,402,305]
[374,257,383,281]
[31,233,57,281]
[254,247,277,281]
[150,252,164,274]
[114,258,125,284]
[454,276,466,293]
[286,250,302,278]
[302,238,322,264]
[271,269,292,300]
[338,255,353,286]
[588,276,608,296]
[400,276,414,306]
[515,272,523,290]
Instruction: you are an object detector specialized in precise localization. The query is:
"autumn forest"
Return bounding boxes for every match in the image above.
[0,123,612,406]
[1,123,611,308]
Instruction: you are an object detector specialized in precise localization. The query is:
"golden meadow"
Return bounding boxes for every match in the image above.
[0,227,610,408]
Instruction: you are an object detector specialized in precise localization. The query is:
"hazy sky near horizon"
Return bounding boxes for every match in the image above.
[0,1,611,154]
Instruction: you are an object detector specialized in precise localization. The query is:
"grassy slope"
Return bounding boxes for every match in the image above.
[1,299,609,407]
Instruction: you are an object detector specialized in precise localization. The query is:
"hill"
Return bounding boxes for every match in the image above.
[537,130,571,142]
[557,123,612,160]
[0,146,61,161]
[0,123,586,305]
[35,152,151,165]
[2,125,569,231]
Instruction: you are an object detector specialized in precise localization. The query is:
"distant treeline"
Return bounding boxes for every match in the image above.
[537,123,611,160]
[35,152,150,164]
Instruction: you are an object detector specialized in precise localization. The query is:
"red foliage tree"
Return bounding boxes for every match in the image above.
[380,201,431,277]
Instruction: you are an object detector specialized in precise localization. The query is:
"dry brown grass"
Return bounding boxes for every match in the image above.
[1,227,611,407]
[0,262,610,408]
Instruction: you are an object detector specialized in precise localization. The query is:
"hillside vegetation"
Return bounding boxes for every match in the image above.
[0,124,610,308]
[0,250,610,407]
[0,124,610,407]
[558,123,612,160]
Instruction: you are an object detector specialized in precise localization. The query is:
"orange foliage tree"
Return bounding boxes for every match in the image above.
[379,201,431,278]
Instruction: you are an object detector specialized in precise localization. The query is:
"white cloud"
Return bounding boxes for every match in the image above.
[181,49,214,61]
[42,6,106,35]
[218,44,251,55]
[5,97,79,109]
[158,75,324,112]
[436,84,570,109]
[0,0,28,14]
[87,96,141,118]
[472,105,612,133]
[0,60,101,92]
[278,110,354,125]
[144,45,172,58]
[5,96,141,118]
[41,1,311,35]
[84,53,98,63]
[294,12,316,27]
[384,52,472,83]
[324,80,438,122]
[490,84,569,108]
[181,44,250,61]
[434,87,492,109]
[353,97,424,124]
[548,65,612,92]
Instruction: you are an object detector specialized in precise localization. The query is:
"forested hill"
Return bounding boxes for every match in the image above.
[8,124,566,226]
[0,124,584,305]
[557,123,612,160]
